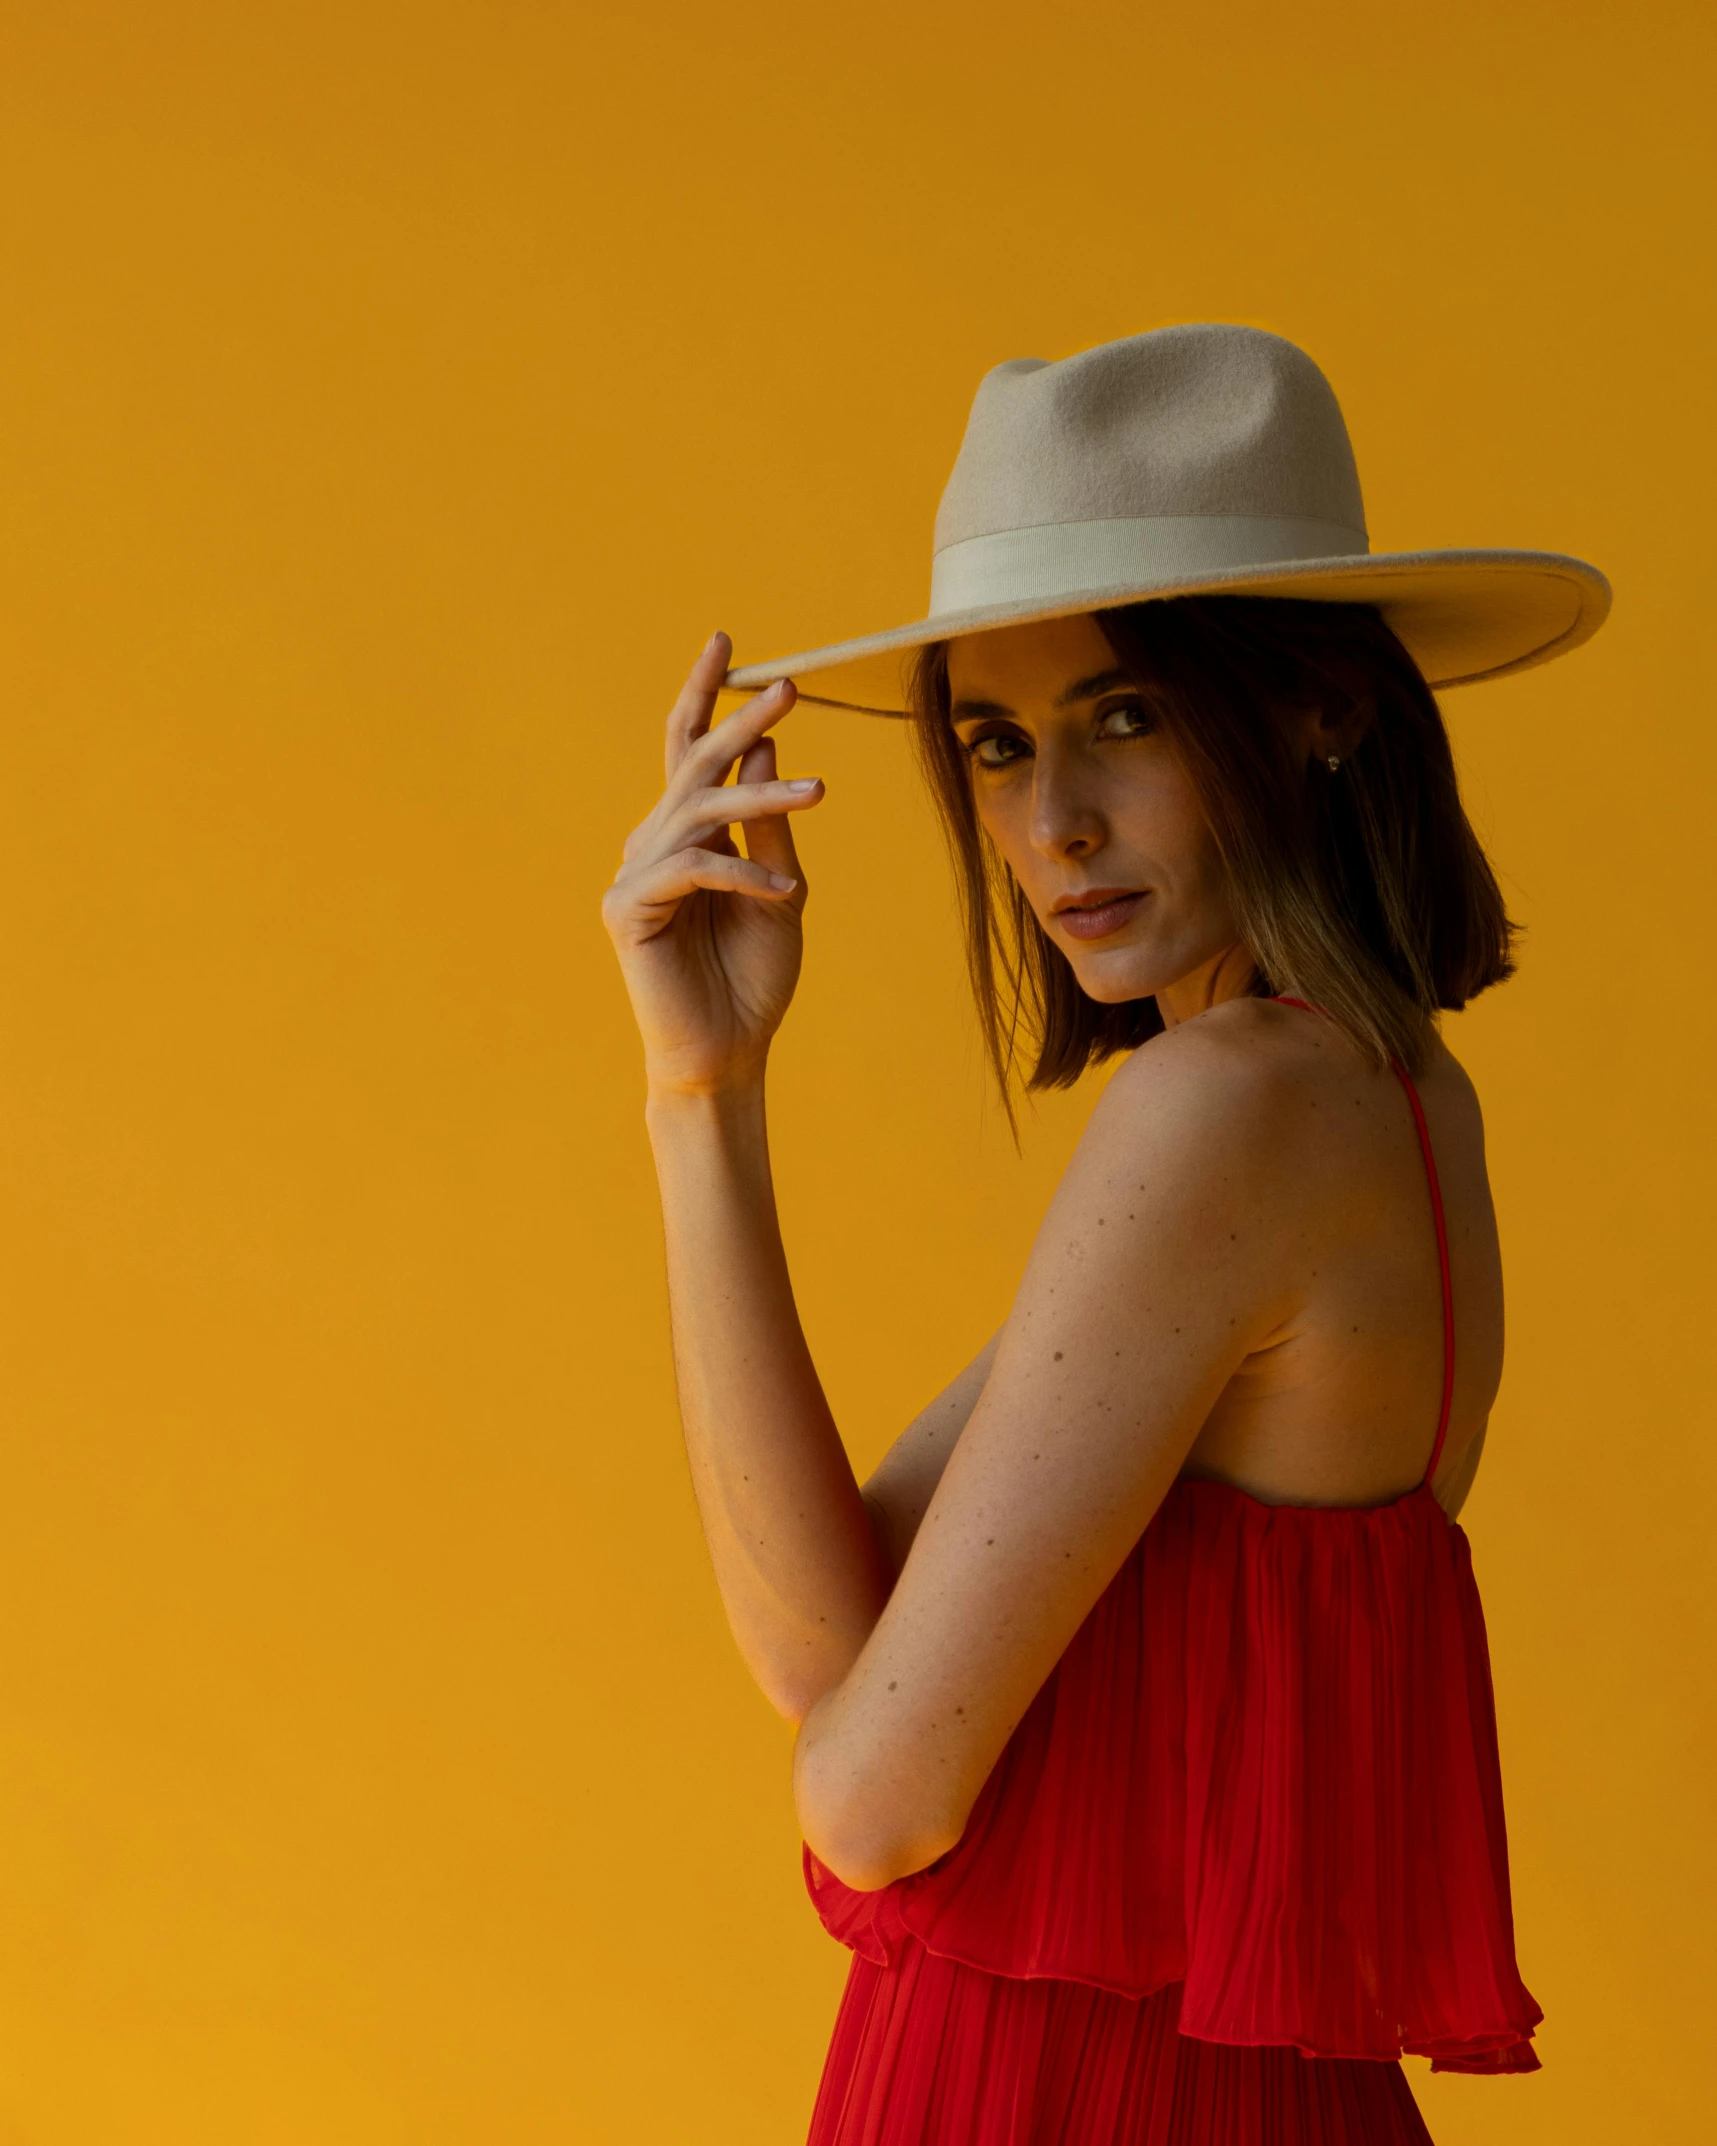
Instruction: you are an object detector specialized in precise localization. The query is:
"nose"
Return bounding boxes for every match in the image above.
[1028,748,1106,863]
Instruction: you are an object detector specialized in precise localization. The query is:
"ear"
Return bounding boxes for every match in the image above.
[1293,691,1374,769]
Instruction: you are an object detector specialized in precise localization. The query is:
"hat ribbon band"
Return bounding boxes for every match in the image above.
[929,514,1370,616]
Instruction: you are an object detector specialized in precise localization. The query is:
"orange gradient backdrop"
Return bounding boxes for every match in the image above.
[0,3,1712,2140]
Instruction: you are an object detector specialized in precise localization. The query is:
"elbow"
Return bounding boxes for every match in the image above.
[821,1838,959,1894]
[794,1725,965,1892]
[803,1807,963,1894]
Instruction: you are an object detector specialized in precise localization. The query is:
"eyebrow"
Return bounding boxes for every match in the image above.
[950,668,1136,724]
[1055,667,1133,707]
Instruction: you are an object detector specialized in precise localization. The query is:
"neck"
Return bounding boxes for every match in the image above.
[1155,943,1257,1029]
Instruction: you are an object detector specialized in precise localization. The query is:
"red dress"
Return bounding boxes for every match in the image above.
[804,1022,1540,2143]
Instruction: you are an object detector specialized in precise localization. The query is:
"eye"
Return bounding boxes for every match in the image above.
[963,726,1032,769]
[1096,698,1158,740]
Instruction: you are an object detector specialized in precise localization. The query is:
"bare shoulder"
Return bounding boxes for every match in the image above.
[1411,1034,1500,1260]
[1084,996,1345,1173]
[1416,1032,1487,1137]
[1077,997,1489,1241]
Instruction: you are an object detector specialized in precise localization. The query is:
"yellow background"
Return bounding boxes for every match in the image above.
[0,2,1712,2139]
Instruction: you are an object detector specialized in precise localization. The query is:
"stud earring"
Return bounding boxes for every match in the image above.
[1327,754,1342,773]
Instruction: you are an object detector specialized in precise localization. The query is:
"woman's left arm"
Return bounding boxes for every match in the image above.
[794,1021,1305,1889]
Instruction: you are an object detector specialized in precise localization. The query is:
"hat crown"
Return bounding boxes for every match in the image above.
[722,321,1610,712]
[933,324,1368,554]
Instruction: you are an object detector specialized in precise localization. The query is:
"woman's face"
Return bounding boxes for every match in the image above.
[947,612,1247,1009]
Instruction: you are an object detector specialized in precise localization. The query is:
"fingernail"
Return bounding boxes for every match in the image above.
[772,678,792,697]
[707,630,726,650]
[768,873,797,891]
[786,777,821,792]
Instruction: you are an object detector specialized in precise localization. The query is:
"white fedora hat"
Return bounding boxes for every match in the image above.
[724,324,1611,716]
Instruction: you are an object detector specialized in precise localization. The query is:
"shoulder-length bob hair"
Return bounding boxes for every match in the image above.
[909,595,1517,1094]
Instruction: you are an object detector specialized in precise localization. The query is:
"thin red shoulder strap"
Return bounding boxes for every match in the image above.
[1388,1060,1455,1484]
[1272,997,1455,1486]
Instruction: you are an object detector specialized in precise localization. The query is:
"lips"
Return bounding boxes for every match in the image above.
[1052,890,1148,941]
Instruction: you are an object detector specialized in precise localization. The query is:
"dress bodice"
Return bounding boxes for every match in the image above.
[806,1477,1540,2071]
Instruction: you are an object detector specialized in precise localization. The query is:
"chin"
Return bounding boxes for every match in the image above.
[1066,949,1167,1005]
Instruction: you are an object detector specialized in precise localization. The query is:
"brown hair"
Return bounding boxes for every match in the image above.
[908,595,1517,1097]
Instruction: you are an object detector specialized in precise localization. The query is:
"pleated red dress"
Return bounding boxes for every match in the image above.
[804,1018,1540,2144]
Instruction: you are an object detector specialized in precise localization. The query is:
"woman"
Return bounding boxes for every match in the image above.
[603,326,1609,2143]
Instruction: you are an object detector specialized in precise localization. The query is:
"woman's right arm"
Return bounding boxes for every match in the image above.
[604,637,893,1722]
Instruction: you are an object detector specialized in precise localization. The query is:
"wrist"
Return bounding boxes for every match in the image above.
[645,1060,768,1104]
[645,1076,769,1136]
[645,1077,774,1199]
[641,1036,771,1103]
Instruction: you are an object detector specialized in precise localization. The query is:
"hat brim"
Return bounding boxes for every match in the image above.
[720,549,1611,715]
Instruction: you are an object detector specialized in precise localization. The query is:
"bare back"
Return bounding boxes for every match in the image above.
[1180,1001,1500,1509]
